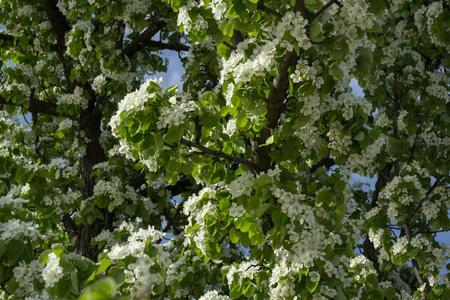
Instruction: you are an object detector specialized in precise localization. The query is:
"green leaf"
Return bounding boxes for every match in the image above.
[201,91,215,106]
[316,189,335,206]
[263,135,274,146]
[97,259,112,274]
[70,271,79,294]
[240,232,251,248]
[250,233,264,245]
[305,0,323,10]
[7,240,25,265]
[353,131,364,141]
[329,64,344,80]
[310,20,323,42]
[108,266,125,285]
[369,0,385,17]
[253,118,267,132]
[237,112,248,129]
[219,199,231,211]
[75,259,89,272]
[240,217,253,232]
[271,209,283,227]
[386,286,396,300]
[243,282,254,297]
[306,277,320,292]
[230,227,240,243]
[217,43,231,58]
[234,0,246,15]
[56,278,71,299]
[38,249,53,265]
[255,203,270,217]
[253,174,273,188]
[170,0,186,12]
[365,273,379,290]
[0,240,6,258]
[331,49,345,60]
[335,285,347,300]
[235,21,254,33]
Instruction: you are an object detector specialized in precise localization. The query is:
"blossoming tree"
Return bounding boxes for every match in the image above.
[0,0,449,299]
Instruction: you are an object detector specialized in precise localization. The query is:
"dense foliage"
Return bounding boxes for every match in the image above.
[0,0,449,299]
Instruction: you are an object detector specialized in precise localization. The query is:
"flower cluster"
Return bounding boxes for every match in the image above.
[221,40,278,84]
[228,202,246,220]
[270,186,309,221]
[228,172,254,199]
[346,136,386,173]
[156,102,188,129]
[0,219,41,243]
[107,224,167,295]
[294,124,323,157]
[199,290,231,300]
[13,260,48,299]
[177,0,208,33]
[207,0,227,21]
[290,59,323,89]
[56,86,88,109]
[91,74,107,93]
[42,253,64,288]
[277,11,310,51]
[327,121,352,155]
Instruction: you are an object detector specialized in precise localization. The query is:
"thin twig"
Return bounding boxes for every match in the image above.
[257,2,283,18]
[309,0,343,23]
[180,138,256,171]
[405,175,442,223]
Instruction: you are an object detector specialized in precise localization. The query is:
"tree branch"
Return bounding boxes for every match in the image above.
[122,19,168,58]
[249,0,309,172]
[41,0,74,91]
[403,222,428,295]
[309,0,343,23]
[407,115,426,165]
[257,2,283,18]
[405,176,442,223]
[143,40,189,52]
[0,33,15,42]
[363,164,391,265]
[310,156,335,172]
[222,41,236,51]
[0,94,73,119]
[250,49,299,172]
[180,138,256,171]
[0,32,58,52]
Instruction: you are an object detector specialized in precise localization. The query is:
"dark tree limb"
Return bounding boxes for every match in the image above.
[122,19,168,58]
[222,41,236,51]
[0,32,58,52]
[404,222,428,296]
[180,138,256,171]
[309,0,343,23]
[143,40,190,52]
[163,207,182,235]
[249,0,308,173]
[0,94,73,119]
[41,0,74,91]
[0,33,15,42]
[310,156,335,172]
[257,2,283,18]
[405,176,442,223]
[250,49,299,172]
[363,165,392,266]
[62,213,78,245]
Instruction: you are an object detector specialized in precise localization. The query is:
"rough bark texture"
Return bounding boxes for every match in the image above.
[249,0,308,173]
[363,164,392,265]
[39,0,171,261]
